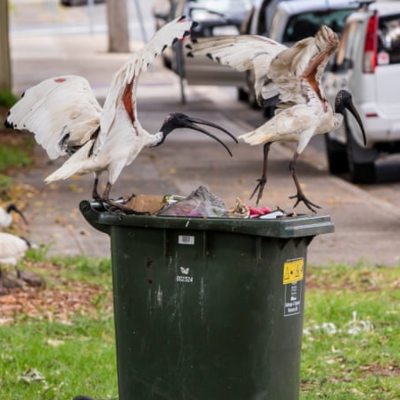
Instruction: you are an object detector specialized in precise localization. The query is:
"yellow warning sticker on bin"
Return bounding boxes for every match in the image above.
[283,258,304,285]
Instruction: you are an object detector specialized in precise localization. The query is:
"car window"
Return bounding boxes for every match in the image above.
[378,14,400,65]
[283,9,355,43]
[189,0,252,14]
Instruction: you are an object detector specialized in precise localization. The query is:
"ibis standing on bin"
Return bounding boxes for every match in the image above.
[6,17,237,212]
[191,25,366,212]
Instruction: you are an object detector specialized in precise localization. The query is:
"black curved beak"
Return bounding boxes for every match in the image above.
[183,116,238,144]
[7,203,28,225]
[346,99,367,146]
[184,123,235,156]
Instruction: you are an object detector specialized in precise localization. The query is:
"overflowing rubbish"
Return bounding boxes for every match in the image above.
[113,186,293,220]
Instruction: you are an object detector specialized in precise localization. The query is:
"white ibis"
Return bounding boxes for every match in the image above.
[191,26,366,212]
[0,233,30,266]
[6,17,237,213]
[0,204,28,228]
[0,233,32,293]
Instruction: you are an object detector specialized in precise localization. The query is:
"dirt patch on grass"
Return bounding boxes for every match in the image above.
[0,280,112,325]
[360,364,400,377]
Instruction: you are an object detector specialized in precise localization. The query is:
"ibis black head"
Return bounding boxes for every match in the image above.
[335,90,367,146]
[6,203,28,225]
[156,113,238,156]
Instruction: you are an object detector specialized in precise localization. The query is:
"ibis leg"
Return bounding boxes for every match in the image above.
[92,175,101,201]
[250,143,271,205]
[289,152,321,213]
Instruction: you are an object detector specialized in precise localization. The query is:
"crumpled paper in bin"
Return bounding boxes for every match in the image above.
[158,186,228,218]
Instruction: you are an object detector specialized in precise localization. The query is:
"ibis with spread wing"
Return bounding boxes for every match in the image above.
[6,17,237,212]
[191,25,366,212]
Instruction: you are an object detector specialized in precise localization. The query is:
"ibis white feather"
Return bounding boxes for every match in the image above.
[7,76,101,159]
[0,233,29,265]
[0,207,12,229]
[45,17,194,188]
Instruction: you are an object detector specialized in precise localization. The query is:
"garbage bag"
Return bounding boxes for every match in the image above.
[158,186,228,218]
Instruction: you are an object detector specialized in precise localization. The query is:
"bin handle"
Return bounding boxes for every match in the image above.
[79,200,111,235]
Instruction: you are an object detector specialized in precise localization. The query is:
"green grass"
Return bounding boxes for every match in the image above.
[0,90,17,108]
[302,265,400,399]
[0,318,117,400]
[0,259,399,399]
[0,146,32,172]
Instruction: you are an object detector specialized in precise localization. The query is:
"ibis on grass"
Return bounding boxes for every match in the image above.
[5,17,237,213]
[191,26,366,212]
[0,233,31,292]
[0,204,28,228]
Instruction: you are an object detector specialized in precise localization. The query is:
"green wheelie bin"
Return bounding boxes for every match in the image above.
[80,200,334,400]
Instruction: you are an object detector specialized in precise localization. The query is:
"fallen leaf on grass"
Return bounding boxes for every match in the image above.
[46,339,65,347]
[19,368,45,384]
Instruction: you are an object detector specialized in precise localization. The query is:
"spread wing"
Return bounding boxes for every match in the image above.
[269,26,339,109]
[6,76,101,159]
[191,26,339,109]
[190,35,287,104]
[98,16,194,151]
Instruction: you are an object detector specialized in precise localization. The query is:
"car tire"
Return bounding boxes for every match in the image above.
[345,119,377,183]
[237,88,249,102]
[325,133,349,174]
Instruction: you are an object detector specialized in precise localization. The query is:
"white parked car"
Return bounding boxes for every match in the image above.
[324,1,400,182]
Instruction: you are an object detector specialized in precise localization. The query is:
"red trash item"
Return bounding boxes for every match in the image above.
[248,206,272,219]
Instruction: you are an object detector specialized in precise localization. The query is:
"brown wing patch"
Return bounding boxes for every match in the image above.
[122,79,136,127]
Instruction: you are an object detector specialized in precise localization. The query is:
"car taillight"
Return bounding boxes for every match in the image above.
[363,12,379,73]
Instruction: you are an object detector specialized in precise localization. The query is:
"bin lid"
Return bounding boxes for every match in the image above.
[80,201,334,239]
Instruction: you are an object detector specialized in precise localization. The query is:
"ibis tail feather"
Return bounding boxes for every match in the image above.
[45,140,95,183]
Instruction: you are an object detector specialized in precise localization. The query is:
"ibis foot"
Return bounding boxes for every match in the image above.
[249,177,267,206]
[289,191,321,214]
[117,193,136,205]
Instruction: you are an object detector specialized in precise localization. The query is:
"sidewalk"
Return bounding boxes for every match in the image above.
[10,33,400,266]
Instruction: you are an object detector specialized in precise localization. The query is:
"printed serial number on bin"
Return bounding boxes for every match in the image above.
[283,258,304,285]
[178,235,195,245]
